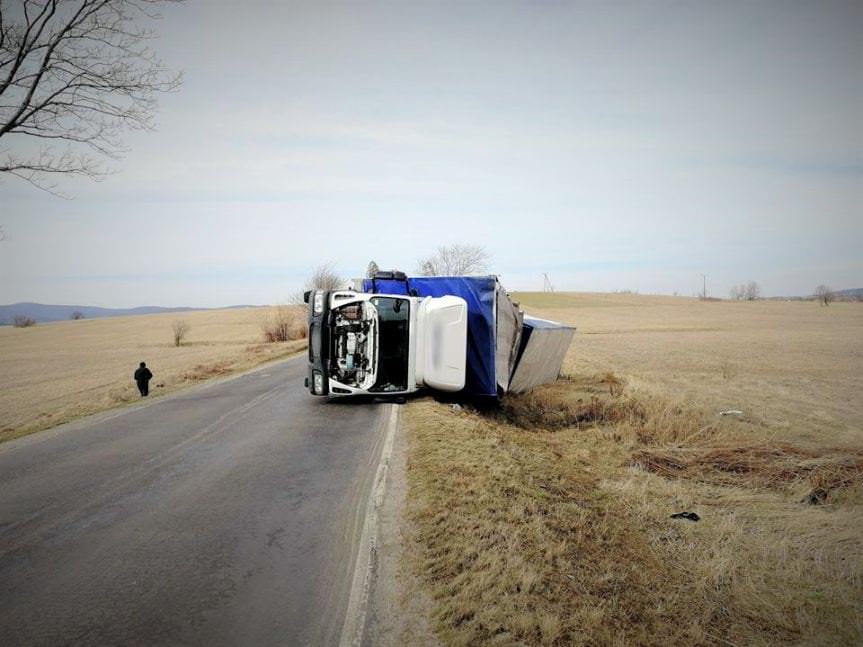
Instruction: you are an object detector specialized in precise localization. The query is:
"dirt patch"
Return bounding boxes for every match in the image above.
[182,361,233,381]
[632,444,863,502]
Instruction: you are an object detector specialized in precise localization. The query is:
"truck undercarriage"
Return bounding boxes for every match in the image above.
[330,301,376,390]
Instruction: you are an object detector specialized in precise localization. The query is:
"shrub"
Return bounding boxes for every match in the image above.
[261,306,307,342]
[12,315,36,327]
[171,320,190,347]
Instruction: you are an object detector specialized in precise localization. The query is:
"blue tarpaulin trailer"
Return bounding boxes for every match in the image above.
[361,275,575,398]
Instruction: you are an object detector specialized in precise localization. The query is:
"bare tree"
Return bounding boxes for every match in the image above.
[814,285,834,306]
[416,244,490,276]
[744,281,760,301]
[729,282,760,300]
[69,310,84,319]
[308,261,343,290]
[366,260,379,279]
[12,314,35,326]
[0,0,182,194]
[171,319,189,346]
[289,261,345,304]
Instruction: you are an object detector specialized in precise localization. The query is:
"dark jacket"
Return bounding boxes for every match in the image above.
[134,367,153,383]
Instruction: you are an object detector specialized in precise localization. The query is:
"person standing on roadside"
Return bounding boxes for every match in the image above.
[134,362,153,397]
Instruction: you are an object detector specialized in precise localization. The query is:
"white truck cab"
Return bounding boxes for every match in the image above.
[305,289,467,397]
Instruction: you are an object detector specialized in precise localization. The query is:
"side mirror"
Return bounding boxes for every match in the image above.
[303,290,312,304]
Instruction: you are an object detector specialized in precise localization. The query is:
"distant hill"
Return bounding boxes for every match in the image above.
[834,288,863,298]
[0,302,263,325]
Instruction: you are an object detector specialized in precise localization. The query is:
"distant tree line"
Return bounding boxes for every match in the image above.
[729,281,761,301]
[725,282,845,305]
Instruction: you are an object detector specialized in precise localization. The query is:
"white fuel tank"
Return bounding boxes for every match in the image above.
[415,295,468,392]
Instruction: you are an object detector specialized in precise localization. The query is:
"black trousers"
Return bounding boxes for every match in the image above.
[137,380,149,396]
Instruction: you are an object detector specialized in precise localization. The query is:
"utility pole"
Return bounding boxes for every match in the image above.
[543,273,554,292]
[701,274,707,299]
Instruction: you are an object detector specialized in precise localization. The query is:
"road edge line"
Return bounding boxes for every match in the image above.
[339,403,399,647]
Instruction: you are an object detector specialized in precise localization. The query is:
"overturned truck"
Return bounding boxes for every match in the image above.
[304,273,574,399]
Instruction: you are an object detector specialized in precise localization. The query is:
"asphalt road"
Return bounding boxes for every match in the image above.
[0,357,390,647]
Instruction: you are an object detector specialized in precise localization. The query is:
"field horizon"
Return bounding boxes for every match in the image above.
[0,305,307,443]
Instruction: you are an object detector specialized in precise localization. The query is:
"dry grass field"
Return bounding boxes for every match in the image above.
[403,293,863,646]
[0,306,306,443]
[518,292,863,448]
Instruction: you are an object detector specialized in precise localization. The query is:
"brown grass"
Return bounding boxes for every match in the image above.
[632,444,863,502]
[0,306,307,443]
[407,400,711,646]
[514,292,863,448]
[403,293,863,645]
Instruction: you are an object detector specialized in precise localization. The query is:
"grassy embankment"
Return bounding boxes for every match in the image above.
[404,293,863,645]
[0,306,307,443]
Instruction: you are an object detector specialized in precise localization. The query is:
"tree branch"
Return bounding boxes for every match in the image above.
[0,0,181,192]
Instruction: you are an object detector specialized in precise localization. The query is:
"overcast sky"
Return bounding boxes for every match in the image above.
[1,0,861,307]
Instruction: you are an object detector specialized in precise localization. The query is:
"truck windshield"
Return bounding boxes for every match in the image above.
[369,297,409,392]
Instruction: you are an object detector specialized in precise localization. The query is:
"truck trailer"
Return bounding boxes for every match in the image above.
[304,272,574,399]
